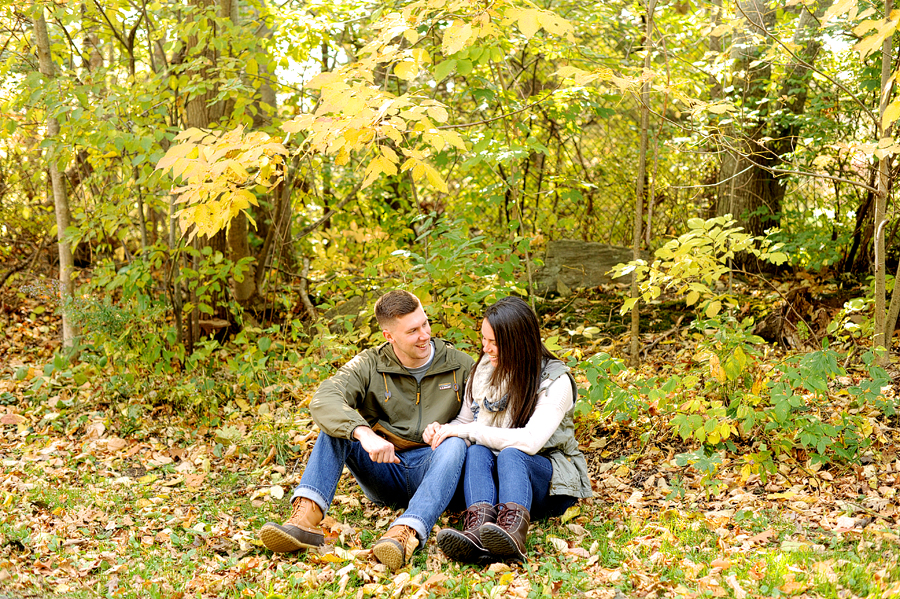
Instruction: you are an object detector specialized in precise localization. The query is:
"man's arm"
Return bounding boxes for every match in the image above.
[309,352,374,440]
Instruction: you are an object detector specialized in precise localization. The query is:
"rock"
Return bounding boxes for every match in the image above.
[531,240,639,296]
[323,294,370,333]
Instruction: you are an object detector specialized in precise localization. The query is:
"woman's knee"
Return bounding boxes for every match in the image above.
[496,447,528,465]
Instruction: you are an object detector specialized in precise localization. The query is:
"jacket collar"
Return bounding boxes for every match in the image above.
[374,338,458,375]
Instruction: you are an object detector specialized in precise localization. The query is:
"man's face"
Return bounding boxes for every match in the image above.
[383,305,432,368]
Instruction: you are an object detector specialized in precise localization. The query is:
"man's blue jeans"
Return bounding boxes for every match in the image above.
[291,433,467,542]
[463,444,577,519]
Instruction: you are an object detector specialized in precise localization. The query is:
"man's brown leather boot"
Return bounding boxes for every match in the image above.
[259,497,325,553]
[372,524,419,570]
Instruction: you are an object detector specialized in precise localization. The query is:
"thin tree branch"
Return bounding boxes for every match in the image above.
[295,179,363,241]
[436,90,556,130]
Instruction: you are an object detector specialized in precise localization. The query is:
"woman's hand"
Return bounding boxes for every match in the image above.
[429,424,461,450]
[422,421,441,445]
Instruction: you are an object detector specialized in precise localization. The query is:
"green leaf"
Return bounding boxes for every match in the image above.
[434,59,457,82]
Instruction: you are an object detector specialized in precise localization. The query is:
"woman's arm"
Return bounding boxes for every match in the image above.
[452,376,573,455]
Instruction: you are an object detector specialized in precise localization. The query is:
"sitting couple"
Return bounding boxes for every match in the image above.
[260,290,591,569]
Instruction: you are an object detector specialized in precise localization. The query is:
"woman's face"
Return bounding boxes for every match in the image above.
[481,318,498,366]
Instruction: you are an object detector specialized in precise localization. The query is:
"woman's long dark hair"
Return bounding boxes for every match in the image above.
[467,296,558,428]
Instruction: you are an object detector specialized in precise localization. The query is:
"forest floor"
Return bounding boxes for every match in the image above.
[1,279,899,599]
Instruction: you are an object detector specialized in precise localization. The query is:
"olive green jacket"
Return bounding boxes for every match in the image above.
[310,339,475,445]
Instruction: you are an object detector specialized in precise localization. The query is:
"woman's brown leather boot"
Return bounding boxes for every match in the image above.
[436,503,497,563]
[479,502,530,561]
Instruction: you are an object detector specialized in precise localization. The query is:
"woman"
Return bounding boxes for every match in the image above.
[422,296,592,562]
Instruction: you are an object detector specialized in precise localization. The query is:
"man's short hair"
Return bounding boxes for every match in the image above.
[375,290,421,329]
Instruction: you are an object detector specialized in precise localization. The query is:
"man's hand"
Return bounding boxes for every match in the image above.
[353,426,400,464]
[427,423,461,450]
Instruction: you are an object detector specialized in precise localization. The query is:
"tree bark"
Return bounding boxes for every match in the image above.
[716,1,830,238]
[34,7,78,353]
[874,0,893,363]
[630,0,657,368]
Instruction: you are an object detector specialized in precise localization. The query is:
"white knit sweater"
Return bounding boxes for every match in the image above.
[446,365,573,455]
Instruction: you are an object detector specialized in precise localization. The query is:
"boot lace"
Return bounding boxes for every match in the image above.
[463,508,482,530]
[496,504,518,528]
[287,498,309,524]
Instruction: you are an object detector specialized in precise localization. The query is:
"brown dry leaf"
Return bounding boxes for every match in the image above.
[747,528,776,544]
[725,573,748,599]
[423,573,449,587]
[710,558,732,570]
[749,560,767,580]
[84,421,106,439]
[779,573,807,595]
[106,437,127,452]
[184,473,206,489]
[0,413,26,425]
[697,575,727,597]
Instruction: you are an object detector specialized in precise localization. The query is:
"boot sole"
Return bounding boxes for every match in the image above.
[372,538,406,570]
[259,523,323,553]
[479,523,526,561]
[436,529,489,563]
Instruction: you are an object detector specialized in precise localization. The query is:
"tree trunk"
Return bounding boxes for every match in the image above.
[716,1,830,238]
[34,8,78,353]
[716,0,776,236]
[630,0,657,368]
[874,0,893,364]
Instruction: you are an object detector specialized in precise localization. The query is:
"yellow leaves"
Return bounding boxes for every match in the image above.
[399,152,449,193]
[709,354,727,384]
[394,61,418,81]
[822,0,857,25]
[505,7,575,41]
[155,126,284,241]
[883,98,900,130]
[426,104,449,123]
[362,155,399,189]
[442,20,473,55]
[686,290,700,307]
[854,14,899,59]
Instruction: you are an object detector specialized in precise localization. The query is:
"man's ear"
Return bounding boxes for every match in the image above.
[382,329,394,343]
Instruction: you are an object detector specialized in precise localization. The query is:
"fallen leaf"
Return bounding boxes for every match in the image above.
[184,473,206,489]
[0,413,26,425]
[725,574,747,599]
[84,421,106,439]
[424,573,449,587]
[547,536,568,552]
[560,505,580,524]
[747,528,776,544]
[106,437,127,452]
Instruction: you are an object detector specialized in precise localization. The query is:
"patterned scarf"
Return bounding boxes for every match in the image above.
[469,355,512,428]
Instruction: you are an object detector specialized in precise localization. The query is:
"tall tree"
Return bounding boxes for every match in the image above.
[33,7,78,353]
[716,1,831,238]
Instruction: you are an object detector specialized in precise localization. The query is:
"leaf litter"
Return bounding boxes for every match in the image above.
[1,287,899,598]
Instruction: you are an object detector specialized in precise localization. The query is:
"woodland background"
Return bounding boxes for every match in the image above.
[1,0,899,598]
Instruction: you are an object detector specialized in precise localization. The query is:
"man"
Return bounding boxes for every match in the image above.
[260,290,474,569]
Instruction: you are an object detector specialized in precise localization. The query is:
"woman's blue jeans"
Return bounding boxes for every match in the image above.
[290,432,467,542]
[463,444,576,519]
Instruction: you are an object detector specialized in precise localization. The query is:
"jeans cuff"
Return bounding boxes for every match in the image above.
[392,514,428,542]
[290,485,329,515]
